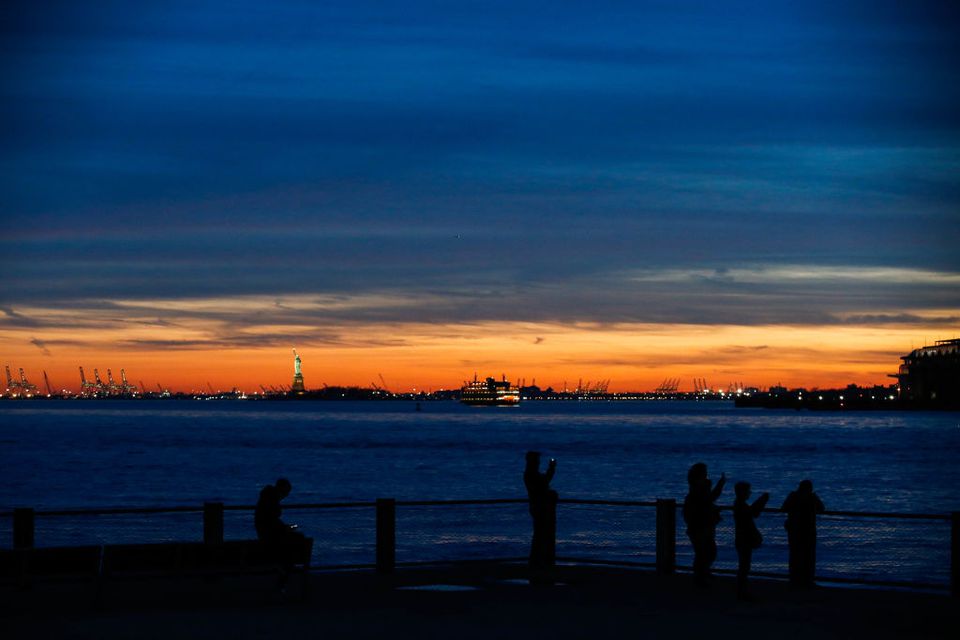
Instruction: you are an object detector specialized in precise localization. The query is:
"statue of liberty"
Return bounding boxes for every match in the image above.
[291,348,305,393]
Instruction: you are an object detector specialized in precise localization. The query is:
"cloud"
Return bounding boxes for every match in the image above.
[0,307,40,328]
[114,330,411,351]
[1,258,958,344]
[628,266,960,287]
[719,345,770,353]
[837,313,960,325]
[128,318,179,328]
[29,337,51,356]
[0,1,958,341]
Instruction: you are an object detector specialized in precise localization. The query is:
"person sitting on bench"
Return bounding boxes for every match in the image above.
[255,477,308,589]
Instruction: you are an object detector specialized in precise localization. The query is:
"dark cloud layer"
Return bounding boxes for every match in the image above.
[29,337,51,356]
[1,1,958,329]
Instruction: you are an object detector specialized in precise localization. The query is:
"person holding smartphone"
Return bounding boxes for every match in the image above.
[524,451,558,573]
[683,462,726,587]
[255,477,308,590]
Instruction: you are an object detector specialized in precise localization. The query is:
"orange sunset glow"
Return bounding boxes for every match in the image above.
[4,315,957,394]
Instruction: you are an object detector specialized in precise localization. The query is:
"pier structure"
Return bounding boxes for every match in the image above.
[2,561,957,639]
[2,495,957,637]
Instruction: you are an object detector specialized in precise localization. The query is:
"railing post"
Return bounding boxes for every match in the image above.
[547,495,557,566]
[13,508,35,549]
[952,512,959,597]
[656,499,676,574]
[376,498,395,574]
[204,502,224,545]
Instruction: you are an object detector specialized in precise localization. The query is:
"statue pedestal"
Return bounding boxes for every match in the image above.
[291,373,305,393]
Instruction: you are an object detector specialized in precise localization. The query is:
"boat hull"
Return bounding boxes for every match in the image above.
[460,398,520,406]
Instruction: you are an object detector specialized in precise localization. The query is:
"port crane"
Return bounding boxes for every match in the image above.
[655,378,680,394]
[79,366,97,395]
[106,369,120,394]
[43,371,54,396]
[19,368,38,395]
[120,369,137,395]
[4,365,19,394]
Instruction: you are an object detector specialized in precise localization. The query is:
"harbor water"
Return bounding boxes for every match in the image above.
[2,400,958,586]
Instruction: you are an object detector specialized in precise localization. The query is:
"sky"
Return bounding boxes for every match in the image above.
[1,0,958,393]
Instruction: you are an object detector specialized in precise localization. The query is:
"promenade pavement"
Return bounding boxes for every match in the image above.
[3,564,956,639]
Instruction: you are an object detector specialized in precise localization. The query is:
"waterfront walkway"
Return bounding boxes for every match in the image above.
[3,564,956,639]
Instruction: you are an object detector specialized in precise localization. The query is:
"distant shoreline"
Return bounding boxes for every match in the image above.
[1,392,951,410]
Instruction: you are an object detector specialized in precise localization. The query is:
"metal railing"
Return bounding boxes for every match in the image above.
[2,499,957,594]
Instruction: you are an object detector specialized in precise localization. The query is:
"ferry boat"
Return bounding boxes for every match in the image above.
[460,375,520,406]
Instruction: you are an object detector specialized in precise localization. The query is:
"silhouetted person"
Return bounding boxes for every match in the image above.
[255,477,307,590]
[733,481,769,600]
[683,462,726,586]
[524,451,557,573]
[781,479,825,587]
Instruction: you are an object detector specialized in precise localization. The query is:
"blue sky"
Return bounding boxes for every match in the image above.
[1,1,958,355]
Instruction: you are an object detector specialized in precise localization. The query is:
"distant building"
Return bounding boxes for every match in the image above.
[893,339,960,408]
